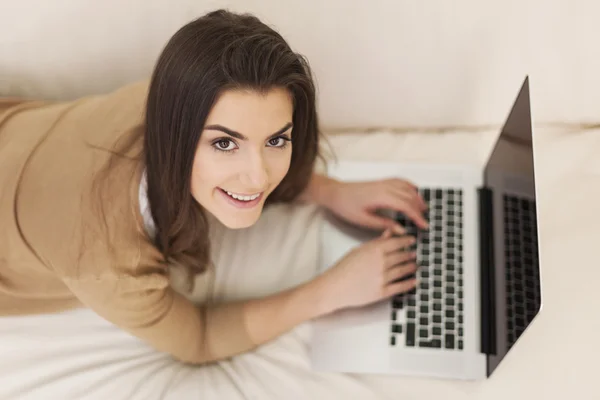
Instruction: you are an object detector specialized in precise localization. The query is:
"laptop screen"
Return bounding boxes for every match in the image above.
[482,77,542,376]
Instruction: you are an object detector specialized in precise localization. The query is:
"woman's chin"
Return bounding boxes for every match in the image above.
[217,213,261,230]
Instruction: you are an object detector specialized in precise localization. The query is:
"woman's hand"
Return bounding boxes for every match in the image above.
[321,177,429,234]
[313,228,418,314]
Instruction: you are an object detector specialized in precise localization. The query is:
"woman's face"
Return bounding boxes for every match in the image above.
[191,87,294,229]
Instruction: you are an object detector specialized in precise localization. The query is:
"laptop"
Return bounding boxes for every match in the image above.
[309,76,542,380]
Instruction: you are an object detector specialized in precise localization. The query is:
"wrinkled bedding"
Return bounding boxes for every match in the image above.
[1,126,598,400]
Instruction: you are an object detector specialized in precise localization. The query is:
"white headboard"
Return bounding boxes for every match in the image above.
[0,0,596,130]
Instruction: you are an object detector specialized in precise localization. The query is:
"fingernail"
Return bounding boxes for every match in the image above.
[393,225,405,234]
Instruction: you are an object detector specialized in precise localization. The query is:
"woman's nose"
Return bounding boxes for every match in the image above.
[240,153,269,190]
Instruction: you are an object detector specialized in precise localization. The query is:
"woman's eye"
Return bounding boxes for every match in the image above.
[268,137,285,147]
[215,139,236,151]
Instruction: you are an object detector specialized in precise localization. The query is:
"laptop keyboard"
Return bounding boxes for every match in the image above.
[503,194,541,349]
[389,188,465,351]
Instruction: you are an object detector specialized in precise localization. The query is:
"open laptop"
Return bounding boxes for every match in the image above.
[310,76,542,380]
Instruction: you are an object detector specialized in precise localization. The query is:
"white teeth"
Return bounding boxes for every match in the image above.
[225,190,260,202]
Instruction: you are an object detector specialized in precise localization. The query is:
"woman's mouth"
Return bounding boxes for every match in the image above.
[217,188,264,209]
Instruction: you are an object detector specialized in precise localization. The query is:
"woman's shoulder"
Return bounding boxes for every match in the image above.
[13,80,156,276]
[16,129,159,279]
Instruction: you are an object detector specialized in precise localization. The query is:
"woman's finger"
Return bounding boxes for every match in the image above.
[382,194,429,229]
[381,227,393,239]
[390,185,427,211]
[383,277,418,297]
[378,235,416,254]
[387,178,427,210]
[384,250,416,268]
[385,263,418,283]
[359,212,406,234]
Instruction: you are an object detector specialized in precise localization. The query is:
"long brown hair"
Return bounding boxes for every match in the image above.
[143,9,323,279]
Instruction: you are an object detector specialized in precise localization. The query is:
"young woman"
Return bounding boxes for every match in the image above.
[0,9,427,364]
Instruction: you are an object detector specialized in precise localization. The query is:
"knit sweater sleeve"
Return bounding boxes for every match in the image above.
[60,272,255,364]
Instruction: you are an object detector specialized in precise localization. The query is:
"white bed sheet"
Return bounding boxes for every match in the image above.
[1,126,599,400]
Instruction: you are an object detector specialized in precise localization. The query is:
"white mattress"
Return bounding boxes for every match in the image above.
[1,126,598,399]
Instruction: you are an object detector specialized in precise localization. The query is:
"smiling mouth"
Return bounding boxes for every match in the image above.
[219,188,263,202]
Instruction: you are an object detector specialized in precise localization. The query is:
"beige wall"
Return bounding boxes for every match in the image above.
[0,0,596,129]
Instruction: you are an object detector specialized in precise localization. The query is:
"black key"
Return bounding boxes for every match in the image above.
[525,292,535,300]
[420,341,432,348]
[392,297,404,309]
[420,305,428,314]
[406,323,415,347]
[515,294,524,303]
[446,321,455,330]
[433,314,442,324]
[431,339,442,348]
[446,298,455,307]
[446,310,455,319]
[392,324,402,334]
[434,291,442,300]
[407,310,416,319]
[458,340,463,350]
[419,329,428,338]
[516,306,525,315]
[419,317,428,326]
[432,326,442,336]
[391,336,396,346]
[445,334,455,349]
[433,302,442,312]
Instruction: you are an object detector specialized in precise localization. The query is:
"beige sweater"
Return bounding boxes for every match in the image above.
[0,81,254,364]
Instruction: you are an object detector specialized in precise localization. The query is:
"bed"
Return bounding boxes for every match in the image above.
[1,0,599,398]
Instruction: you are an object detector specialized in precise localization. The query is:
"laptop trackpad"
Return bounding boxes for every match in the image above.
[318,299,389,330]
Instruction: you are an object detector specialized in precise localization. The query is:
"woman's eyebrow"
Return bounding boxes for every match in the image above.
[204,122,293,140]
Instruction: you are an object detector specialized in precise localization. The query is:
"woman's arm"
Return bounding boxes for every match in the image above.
[241,274,333,346]
[61,269,335,365]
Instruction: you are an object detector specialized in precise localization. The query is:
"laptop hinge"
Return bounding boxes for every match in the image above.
[478,187,496,356]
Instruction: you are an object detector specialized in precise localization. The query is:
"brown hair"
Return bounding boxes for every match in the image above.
[143,9,323,280]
